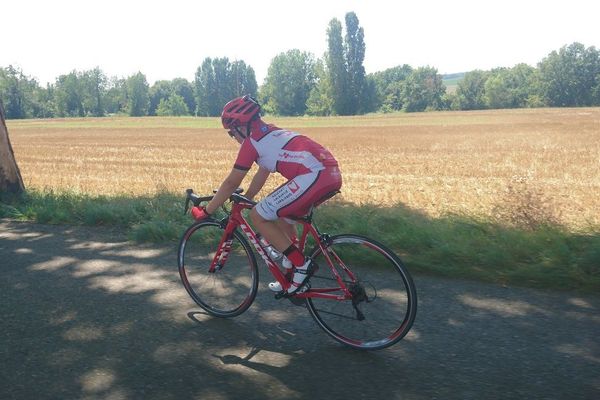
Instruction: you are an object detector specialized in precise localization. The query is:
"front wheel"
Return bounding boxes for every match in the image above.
[178,220,258,318]
[306,234,417,350]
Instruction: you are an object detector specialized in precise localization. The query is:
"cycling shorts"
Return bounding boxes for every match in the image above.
[255,167,342,221]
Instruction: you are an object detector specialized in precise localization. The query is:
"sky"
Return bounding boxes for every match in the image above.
[2,0,599,86]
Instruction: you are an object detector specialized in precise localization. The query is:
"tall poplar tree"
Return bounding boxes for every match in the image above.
[194,58,257,117]
[326,18,348,115]
[230,60,258,99]
[344,12,366,114]
[326,12,367,115]
[194,58,215,116]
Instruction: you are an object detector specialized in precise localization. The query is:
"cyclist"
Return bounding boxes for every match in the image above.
[191,95,342,294]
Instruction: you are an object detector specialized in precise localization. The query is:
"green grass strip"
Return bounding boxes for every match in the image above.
[2,190,599,292]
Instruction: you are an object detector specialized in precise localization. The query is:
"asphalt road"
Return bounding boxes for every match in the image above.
[1,220,598,400]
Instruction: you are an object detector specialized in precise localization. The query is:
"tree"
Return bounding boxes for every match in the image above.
[126,72,149,116]
[194,58,257,116]
[30,84,55,118]
[156,94,189,116]
[104,77,127,115]
[80,67,107,117]
[148,80,173,116]
[484,64,536,109]
[230,61,258,99]
[326,18,348,115]
[401,66,445,112]
[455,70,489,110]
[194,58,215,116]
[324,12,368,115]
[261,49,316,115]
[380,81,404,112]
[371,64,413,111]
[306,58,334,116]
[360,75,378,113]
[538,42,600,107]
[0,101,25,194]
[0,66,39,119]
[211,58,231,115]
[344,12,367,114]
[54,71,84,117]
[593,77,600,105]
[483,69,511,109]
[171,78,196,116]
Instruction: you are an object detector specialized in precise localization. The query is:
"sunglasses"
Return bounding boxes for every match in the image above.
[228,128,247,139]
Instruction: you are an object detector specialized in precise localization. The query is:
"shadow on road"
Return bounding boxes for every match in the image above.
[1,220,598,399]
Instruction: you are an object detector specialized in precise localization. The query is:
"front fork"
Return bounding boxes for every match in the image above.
[208,218,236,273]
[209,217,290,291]
[209,239,233,272]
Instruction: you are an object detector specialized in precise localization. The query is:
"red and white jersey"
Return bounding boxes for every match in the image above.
[233,124,338,180]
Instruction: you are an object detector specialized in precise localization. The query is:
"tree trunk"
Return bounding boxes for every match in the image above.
[0,101,25,194]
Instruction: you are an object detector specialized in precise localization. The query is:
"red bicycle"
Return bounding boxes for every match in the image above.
[178,188,417,350]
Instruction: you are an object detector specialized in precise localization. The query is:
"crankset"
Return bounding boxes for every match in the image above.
[273,282,310,306]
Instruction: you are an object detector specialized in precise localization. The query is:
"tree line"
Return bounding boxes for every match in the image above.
[1,12,599,119]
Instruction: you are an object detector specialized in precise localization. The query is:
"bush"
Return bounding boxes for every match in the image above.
[493,175,561,230]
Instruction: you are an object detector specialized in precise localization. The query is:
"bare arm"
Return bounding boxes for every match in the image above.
[205,168,247,214]
[245,166,271,200]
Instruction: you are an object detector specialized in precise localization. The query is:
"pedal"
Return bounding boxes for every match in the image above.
[274,291,286,300]
[273,282,310,304]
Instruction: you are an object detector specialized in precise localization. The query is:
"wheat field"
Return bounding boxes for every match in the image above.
[7,108,600,229]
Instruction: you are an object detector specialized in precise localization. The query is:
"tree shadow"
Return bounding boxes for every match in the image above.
[1,219,599,399]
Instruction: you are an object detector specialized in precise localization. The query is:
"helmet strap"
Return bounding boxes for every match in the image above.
[233,126,245,138]
[244,114,260,137]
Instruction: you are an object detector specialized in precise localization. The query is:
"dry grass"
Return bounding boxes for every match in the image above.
[7,108,600,230]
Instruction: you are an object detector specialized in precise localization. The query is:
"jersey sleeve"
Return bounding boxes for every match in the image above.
[233,139,258,171]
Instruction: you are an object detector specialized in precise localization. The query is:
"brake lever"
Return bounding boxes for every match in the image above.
[184,189,194,215]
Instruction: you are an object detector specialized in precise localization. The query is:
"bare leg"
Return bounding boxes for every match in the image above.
[251,208,311,293]
[249,208,293,252]
[276,219,297,243]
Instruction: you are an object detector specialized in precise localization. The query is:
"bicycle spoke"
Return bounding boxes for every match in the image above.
[311,307,360,321]
[178,222,258,318]
[306,234,417,350]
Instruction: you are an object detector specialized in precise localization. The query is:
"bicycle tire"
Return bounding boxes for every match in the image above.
[306,234,417,350]
[178,220,259,318]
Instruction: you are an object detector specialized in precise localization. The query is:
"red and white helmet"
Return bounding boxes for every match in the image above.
[221,95,261,132]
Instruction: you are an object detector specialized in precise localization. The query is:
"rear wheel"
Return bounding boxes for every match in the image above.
[306,234,417,350]
[178,220,258,317]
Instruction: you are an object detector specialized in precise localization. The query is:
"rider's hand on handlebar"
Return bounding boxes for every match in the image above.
[191,206,210,221]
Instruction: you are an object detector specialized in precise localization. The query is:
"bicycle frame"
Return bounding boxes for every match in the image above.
[208,200,356,300]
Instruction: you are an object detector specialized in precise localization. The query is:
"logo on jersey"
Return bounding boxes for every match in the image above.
[279,152,305,160]
[287,180,300,194]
